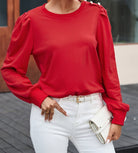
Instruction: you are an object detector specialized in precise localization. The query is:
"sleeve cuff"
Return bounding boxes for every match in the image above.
[111,110,127,126]
[29,87,49,108]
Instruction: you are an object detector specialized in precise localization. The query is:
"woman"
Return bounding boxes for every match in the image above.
[1,0,129,153]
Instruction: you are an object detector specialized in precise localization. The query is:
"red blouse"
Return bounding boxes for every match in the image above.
[1,1,129,125]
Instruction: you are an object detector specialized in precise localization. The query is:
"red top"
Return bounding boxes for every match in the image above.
[1,1,129,125]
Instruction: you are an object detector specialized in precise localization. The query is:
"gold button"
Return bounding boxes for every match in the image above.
[76,96,80,103]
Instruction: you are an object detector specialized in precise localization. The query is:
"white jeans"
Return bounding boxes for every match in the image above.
[30,92,116,153]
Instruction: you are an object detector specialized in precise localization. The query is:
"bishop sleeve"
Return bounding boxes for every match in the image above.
[96,6,129,125]
[0,12,48,108]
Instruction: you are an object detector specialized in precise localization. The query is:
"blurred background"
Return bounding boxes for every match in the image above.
[0,0,138,90]
[0,0,138,153]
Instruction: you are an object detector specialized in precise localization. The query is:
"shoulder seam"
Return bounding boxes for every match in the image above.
[22,12,34,54]
[87,1,107,13]
[87,1,101,8]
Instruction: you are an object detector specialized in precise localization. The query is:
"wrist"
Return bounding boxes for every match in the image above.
[40,96,51,108]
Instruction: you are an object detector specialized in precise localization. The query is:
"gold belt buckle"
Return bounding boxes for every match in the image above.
[76,95,82,103]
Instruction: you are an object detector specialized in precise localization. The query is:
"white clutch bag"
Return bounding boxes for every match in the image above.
[89,105,113,144]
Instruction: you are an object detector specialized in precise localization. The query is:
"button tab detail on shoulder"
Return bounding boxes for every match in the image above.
[89,1,101,7]
[97,2,101,5]
[90,1,93,4]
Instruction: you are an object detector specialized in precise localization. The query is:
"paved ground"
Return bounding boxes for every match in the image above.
[0,84,138,153]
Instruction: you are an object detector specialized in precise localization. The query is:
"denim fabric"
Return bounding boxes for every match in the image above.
[30,93,116,153]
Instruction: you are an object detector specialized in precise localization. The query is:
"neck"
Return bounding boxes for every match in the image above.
[47,0,81,11]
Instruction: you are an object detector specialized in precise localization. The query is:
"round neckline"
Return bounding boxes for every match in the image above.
[41,1,86,18]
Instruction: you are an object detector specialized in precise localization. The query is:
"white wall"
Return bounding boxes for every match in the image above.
[114,44,138,85]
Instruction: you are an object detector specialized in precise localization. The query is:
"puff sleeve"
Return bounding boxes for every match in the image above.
[96,6,129,125]
[0,12,48,108]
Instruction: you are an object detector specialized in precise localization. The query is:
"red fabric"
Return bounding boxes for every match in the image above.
[1,1,129,125]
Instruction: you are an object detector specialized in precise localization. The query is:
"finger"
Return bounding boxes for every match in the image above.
[55,103,68,116]
[45,108,50,121]
[41,109,45,115]
[106,131,114,143]
[45,112,49,121]
[49,108,54,121]
[106,136,112,143]
[106,132,112,142]
[112,134,119,141]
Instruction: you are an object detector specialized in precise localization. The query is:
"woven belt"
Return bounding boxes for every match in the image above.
[60,93,102,103]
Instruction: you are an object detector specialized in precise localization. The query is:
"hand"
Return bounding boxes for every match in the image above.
[106,123,122,143]
[41,96,68,121]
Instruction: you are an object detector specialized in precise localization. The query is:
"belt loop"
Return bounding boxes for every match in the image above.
[90,94,92,102]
